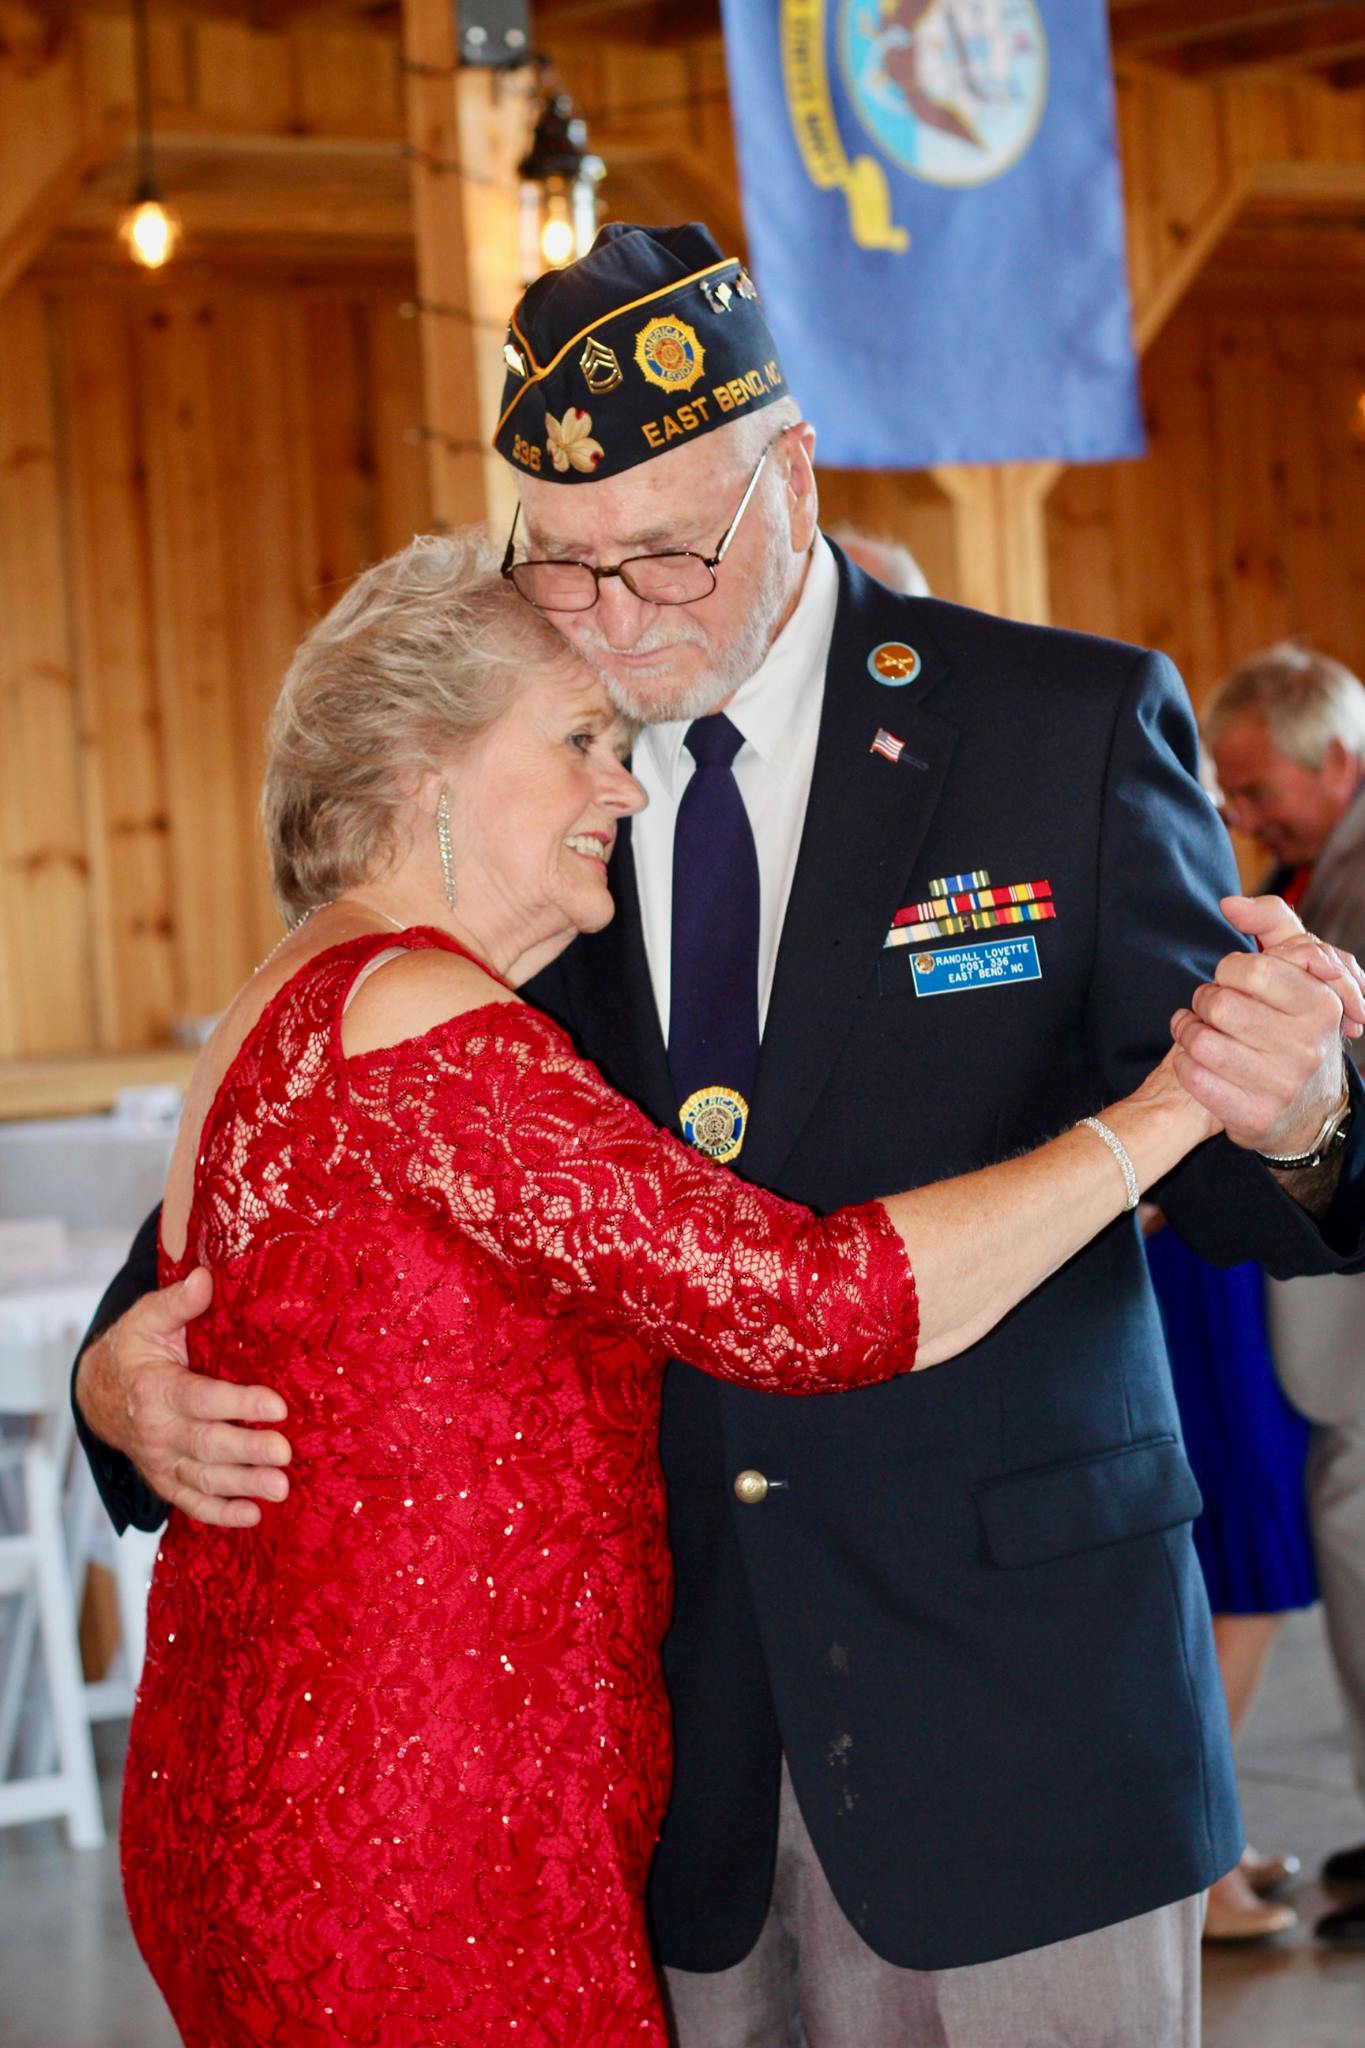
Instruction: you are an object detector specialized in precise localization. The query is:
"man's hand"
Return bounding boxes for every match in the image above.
[75,1270,291,1528]
[1170,895,1356,1157]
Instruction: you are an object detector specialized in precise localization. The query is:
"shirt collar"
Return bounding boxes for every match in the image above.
[638,536,839,786]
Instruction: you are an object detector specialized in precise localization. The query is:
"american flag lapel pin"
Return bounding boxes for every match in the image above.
[870,727,905,763]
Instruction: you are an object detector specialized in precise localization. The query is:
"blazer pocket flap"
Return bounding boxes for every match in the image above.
[973,1435,1202,1569]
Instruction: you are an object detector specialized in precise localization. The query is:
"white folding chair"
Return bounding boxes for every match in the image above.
[0,1333,104,1848]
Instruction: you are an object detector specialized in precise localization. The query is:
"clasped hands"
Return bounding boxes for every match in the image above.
[1169,895,1361,1154]
[77,894,1363,1530]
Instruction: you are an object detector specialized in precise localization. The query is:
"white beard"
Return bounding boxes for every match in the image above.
[574,496,796,727]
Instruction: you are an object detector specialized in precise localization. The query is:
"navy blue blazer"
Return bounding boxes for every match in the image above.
[78,550,1365,1973]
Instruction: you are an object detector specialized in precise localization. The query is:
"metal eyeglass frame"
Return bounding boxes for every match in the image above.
[499,436,780,613]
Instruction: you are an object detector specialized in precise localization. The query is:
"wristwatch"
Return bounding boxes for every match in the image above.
[1257,1086,1355,1172]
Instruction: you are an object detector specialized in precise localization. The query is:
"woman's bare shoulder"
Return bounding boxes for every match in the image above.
[340,945,521,1058]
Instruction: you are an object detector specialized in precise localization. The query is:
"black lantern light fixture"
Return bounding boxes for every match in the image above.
[518,79,604,283]
[118,0,181,270]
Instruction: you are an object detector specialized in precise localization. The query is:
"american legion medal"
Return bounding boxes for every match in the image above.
[679,1086,749,1164]
[634,315,705,392]
[493,223,789,483]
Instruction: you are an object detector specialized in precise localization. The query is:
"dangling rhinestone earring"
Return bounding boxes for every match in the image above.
[436,787,457,909]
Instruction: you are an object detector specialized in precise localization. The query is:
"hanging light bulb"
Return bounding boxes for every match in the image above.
[540,204,576,270]
[119,0,180,271]
[518,78,604,285]
[120,185,181,270]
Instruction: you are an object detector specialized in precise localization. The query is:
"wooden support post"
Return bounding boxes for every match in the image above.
[930,462,1060,625]
[400,0,524,533]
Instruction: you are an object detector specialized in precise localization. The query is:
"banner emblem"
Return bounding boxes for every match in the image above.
[635,317,706,392]
[840,1,1049,190]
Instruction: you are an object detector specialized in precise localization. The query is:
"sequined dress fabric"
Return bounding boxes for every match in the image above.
[122,931,918,2046]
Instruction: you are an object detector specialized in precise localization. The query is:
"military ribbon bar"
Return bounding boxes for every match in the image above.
[895,880,1052,928]
[884,899,1057,950]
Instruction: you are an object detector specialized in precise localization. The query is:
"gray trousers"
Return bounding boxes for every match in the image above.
[1308,1417,1365,1801]
[663,1764,1202,2048]
[1266,1270,1365,1804]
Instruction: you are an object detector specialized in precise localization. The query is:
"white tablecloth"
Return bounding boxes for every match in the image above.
[0,1116,176,1232]
[0,1231,131,1412]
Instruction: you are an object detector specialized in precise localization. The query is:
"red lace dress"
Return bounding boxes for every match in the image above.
[122,930,918,2047]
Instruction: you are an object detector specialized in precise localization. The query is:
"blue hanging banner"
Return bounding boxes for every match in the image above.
[719,0,1144,468]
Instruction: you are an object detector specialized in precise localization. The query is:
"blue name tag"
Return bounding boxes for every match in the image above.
[911,936,1042,998]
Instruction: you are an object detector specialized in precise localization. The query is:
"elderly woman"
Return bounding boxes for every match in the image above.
[121,530,1225,2048]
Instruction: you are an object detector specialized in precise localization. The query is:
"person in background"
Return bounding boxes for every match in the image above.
[825,520,931,597]
[1207,643,1365,1950]
[1145,736,1319,1943]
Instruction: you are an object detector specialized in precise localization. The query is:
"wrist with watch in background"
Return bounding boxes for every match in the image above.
[1257,1080,1354,1173]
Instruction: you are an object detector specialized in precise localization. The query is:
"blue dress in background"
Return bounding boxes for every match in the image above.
[1145,1228,1317,1615]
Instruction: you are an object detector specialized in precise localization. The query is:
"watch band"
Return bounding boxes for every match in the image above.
[1257,1087,1354,1172]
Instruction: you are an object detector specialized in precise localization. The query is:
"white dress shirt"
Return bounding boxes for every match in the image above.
[632,535,838,1043]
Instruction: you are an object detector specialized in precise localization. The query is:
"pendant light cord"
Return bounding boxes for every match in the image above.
[131,0,156,196]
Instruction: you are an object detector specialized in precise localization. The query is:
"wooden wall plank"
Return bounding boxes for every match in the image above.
[1048,285,1365,712]
[191,19,296,134]
[302,295,379,593]
[0,287,96,1057]
[367,295,431,556]
[210,290,312,958]
[137,292,251,1022]
[58,291,176,1047]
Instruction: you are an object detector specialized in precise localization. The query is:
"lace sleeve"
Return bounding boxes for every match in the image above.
[353,1003,918,1393]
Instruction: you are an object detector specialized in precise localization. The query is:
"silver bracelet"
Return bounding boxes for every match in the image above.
[1078,1116,1141,1213]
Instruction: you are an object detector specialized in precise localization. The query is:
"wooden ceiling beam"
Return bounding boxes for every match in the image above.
[1109,3,1338,54]
[0,119,125,299]
[537,0,719,29]
[28,0,398,24]
[1169,5,1365,74]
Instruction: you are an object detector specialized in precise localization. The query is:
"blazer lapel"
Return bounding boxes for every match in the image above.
[560,818,678,1129]
[741,557,959,1188]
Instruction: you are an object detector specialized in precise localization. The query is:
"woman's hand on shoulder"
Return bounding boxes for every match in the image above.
[340,948,519,1058]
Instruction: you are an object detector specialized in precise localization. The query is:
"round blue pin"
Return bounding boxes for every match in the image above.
[868,641,921,687]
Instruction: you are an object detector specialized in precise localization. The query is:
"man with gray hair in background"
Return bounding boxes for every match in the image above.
[1206,642,1365,1948]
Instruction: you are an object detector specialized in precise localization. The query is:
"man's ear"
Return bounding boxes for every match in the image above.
[1319,737,1359,791]
[784,420,819,553]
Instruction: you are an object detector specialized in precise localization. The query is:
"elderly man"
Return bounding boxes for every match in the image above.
[77,227,1365,2044]
[1207,642,1365,1951]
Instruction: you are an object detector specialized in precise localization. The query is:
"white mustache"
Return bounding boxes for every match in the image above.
[573,619,709,657]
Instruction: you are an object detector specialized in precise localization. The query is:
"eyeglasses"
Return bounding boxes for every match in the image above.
[500,439,778,614]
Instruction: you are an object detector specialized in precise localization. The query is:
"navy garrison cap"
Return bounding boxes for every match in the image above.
[494,222,788,483]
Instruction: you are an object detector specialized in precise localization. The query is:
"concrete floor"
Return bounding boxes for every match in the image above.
[2,1607,1363,2047]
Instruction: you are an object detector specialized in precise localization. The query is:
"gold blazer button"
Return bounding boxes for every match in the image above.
[733,1469,770,1506]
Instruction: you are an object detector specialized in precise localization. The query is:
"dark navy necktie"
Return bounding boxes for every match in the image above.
[668,713,761,1156]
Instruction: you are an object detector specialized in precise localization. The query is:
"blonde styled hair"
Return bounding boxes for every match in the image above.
[262,529,576,923]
